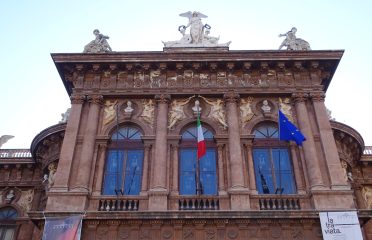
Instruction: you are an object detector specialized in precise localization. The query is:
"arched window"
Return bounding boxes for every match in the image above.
[0,207,18,240]
[179,125,217,195]
[102,126,144,195]
[252,122,296,194]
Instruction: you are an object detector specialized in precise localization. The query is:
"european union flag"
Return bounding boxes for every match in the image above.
[278,110,306,146]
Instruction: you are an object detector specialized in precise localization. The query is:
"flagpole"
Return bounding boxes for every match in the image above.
[196,104,201,195]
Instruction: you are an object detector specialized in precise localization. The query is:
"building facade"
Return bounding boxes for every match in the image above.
[1,39,372,239]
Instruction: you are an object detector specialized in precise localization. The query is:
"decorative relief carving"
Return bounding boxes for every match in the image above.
[150,70,161,88]
[310,91,326,102]
[240,97,254,126]
[168,96,194,129]
[200,73,209,87]
[103,100,118,126]
[217,72,227,87]
[162,229,173,239]
[183,228,194,239]
[96,225,109,240]
[47,162,57,189]
[227,229,238,239]
[183,70,193,87]
[70,94,86,104]
[139,229,151,239]
[200,96,228,129]
[279,97,294,122]
[18,189,34,212]
[134,71,145,88]
[140,99,155,127]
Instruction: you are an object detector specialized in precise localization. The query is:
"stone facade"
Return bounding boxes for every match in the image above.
[1,48,372,239]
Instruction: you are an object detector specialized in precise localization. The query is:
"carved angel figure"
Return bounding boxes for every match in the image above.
[141,99,155,126]
[180,11,207,44]
[278,27,311,51]
[240,97,254,126]
[103,100,118,126]
[47,162,57,189]
[168,96,194,129]
[200,96,228,129]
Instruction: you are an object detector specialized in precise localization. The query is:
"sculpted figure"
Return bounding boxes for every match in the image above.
[181,11,207,44]
[168,96,194,129]
[240,97,254,125]
[141,99,155,126]
[279,27,311,51]
[83,29,112,53]
[47,162,57,189]
[162,11,230,48]
[362,187,372,208]
[103,100,118,126]
[261,100,271,113]
[200,96,228,129]
[59,108,71,123]
[0,135,14,149]
[279,98,293,122]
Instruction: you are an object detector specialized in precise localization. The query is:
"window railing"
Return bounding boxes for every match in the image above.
[259,196,301,210]
[179,197,219,210]
[98,198,139,211]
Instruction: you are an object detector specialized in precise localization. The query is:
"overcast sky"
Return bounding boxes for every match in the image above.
[1,0,371,149]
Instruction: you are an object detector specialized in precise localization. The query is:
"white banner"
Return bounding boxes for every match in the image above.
[319,211,363,240]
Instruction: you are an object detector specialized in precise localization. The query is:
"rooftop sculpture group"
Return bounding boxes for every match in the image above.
[82,13,312,52]
[162,11,231,48]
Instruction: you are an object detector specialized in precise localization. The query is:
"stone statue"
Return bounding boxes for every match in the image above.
[125,101,134,113]
[162,11,231,48]
[278,27,311,51]
[199,96,228,129]
[140,99,155,126]
[261,100,271,113]
[59,108,71,123]
[83,29,112,53]
[0,135,14,149]
[192,100,202,116]
[103,100,118,126]
[240,97,254,126]
[18,189,34,212]
[47,162,57,189]
[168,96,194,129]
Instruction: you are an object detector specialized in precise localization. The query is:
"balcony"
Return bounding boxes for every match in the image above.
[258,195,301,210]
[98,198,139,211]
[178,196,220,210]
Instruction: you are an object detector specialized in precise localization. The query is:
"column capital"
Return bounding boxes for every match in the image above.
[155,94,171,104]
[292,92,309,103]
[87,94,103,105]
[223,92,240,103]
[310,91,326,102]
[70,93,86,104]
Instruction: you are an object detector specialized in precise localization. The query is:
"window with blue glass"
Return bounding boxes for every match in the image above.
[102,126,143,195]
[0,207,18,240]
[179,125,217,195]
[252,122,296,194]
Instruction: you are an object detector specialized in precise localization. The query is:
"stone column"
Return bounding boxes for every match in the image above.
[149,94,170,210]
[224,92,249,210]
[311,92,349,189]
[289,143,305,194]
[92,143,107,196]
[224,92,246,189]
[292,92,325,190]
[73,94,103,192]
[140,143,152,194]
[171,143,179,195]
[217,143,226,194]
[245,141,257,193]
[51,93,85,192]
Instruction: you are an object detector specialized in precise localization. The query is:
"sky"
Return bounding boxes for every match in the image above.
[0,0,371,149]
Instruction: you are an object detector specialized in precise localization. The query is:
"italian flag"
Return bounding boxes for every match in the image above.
[197,115,206,159]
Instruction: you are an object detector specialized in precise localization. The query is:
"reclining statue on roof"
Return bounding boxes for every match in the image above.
[278,27,311,51]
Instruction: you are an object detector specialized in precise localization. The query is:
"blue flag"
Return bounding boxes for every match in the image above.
[278,110,306,146]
